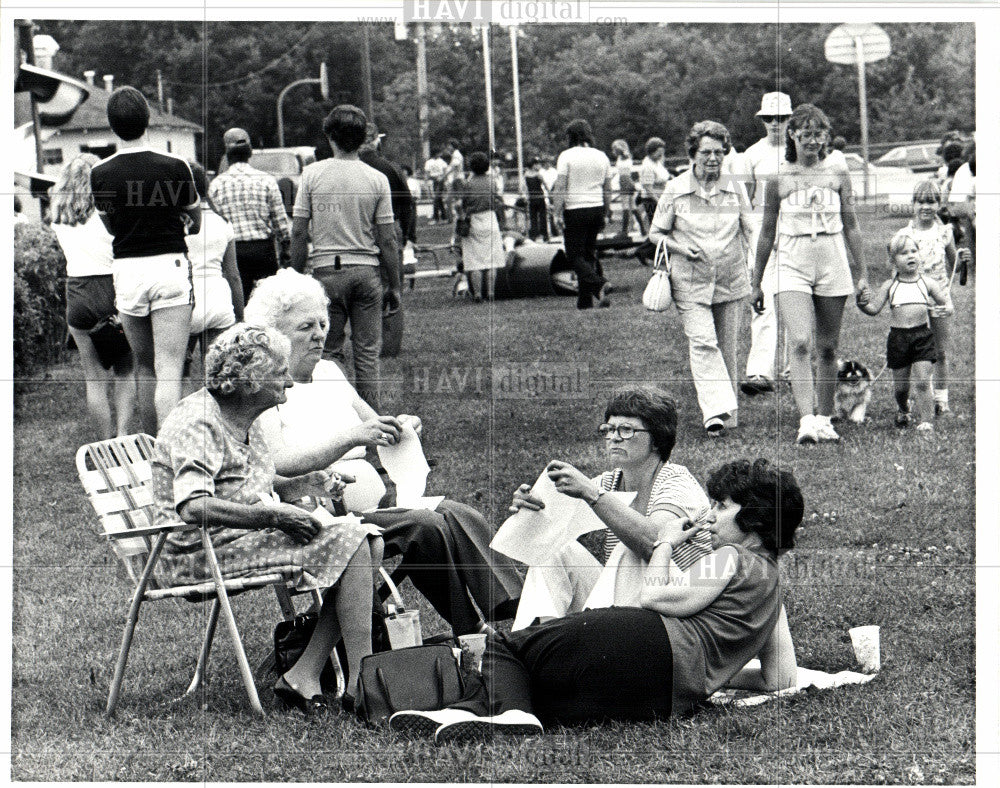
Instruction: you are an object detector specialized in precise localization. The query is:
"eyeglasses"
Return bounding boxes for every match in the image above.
[598,423,650,440]
[793,130,827,141]
[695,148,725,159]
[760,115,791,124]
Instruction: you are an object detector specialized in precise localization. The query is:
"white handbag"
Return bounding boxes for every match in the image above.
[641,238,673,311]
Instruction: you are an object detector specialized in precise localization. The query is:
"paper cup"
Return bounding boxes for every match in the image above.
[849,625,881,673]
[458,633,487,671]
[385,610,423,649]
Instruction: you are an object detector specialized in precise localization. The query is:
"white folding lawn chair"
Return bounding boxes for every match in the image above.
[76,433,324,717]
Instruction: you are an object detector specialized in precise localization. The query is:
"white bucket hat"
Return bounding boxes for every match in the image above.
[756,92,793,117]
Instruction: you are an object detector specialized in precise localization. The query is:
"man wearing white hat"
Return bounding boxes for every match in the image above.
[738,91,792,396]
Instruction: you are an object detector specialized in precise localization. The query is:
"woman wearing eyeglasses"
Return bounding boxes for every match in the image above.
[750,103,870,445]
[510,385,713,630]
[648,121,755,437]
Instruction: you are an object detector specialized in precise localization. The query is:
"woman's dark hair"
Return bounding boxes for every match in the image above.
[785,103,831,163]
[467,151,490,175]
[565,118,594,147]
[831,135,847,151]
[706,459,804,558]
[106,86,150,141]
[604,385,678,461]
[946,158,963,178]
[963,141,976,176]
[322,105,368,153]
[447,138,461,150]
[528,156,541,168]
[685,121,731,160]
[941,141,964,163]
[644,137,666,157]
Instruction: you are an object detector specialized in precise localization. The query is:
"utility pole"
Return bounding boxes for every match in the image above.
[16,20,45,173]
[481,26,494,155]
[156,69,165,113]
[361,25,374,119]
[415,23,430,164]
[510,25,525,194]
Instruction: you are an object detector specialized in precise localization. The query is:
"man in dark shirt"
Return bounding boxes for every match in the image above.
[90,86,200,433]
[359,123,416,246]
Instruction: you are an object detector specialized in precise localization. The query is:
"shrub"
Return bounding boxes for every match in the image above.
[14,223,68,380]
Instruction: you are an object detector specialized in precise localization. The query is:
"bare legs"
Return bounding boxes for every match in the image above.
[119,304,191,434]
[775,292,847,417]
[282,536,383,700]
[68,327,137,439]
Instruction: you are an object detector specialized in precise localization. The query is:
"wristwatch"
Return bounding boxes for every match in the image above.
[586,487,606,507]
[651,539,672,551]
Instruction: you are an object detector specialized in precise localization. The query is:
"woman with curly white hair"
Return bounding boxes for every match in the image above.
[152,323,383,714]
[245,269,523,637]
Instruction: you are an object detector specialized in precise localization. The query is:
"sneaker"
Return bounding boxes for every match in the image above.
[705,416,726,437]
[814,415,841,442]
[796,414,818,444]
[740,375,774,396]
[895,411,911,427]
[935,401,951,416]
[389,708,478,738]
[434,709,544,745]
[916,421,934,433]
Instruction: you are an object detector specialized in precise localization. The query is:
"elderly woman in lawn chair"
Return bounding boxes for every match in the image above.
[243,269,523,637]
[389,459,802,742]
[152,323,382,714]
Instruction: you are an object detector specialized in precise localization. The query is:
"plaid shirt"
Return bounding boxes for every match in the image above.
[208,163,291,243]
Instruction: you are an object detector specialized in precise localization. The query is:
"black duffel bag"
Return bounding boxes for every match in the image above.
[355,643,464,726]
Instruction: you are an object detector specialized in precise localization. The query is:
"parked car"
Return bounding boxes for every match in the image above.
[843,153,922,210]
[216,146,316,215]
[875,143,941,173]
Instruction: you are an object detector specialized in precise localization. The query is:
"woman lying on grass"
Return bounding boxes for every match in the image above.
[388,458,803,743]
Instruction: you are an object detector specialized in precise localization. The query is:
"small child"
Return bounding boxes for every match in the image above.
[856,228,948,432]
[905,179,971,415]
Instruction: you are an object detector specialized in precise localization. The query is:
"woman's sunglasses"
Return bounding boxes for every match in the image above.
[760,115,791,123]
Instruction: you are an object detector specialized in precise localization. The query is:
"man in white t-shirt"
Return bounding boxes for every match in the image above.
[424,151,448,222]
[737,92,792,396]
[290,104,401,410]
[550,119,614,309]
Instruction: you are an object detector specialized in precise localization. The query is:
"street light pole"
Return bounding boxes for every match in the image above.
[16,20,45,173]
[276,64,329,147]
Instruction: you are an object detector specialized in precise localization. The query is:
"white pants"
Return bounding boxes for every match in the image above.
[511,541,603,631]
[746,255,779,379]
[674,298,742,426]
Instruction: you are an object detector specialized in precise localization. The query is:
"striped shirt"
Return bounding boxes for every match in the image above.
[599,464,712,570]
[208,162,291,244]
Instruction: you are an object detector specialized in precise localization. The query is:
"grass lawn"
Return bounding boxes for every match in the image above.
[12,211,975,782]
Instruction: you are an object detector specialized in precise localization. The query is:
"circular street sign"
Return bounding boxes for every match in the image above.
[825,23,891,64]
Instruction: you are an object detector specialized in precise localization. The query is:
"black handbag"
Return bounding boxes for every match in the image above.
[89,314,131,370]
[273,612,341,692]
[455,214,471,238]
[355,643,465,726]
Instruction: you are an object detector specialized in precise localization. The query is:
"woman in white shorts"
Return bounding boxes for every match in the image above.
[50,154,136,438]
[750,104,869,444]
[185,161,243,360]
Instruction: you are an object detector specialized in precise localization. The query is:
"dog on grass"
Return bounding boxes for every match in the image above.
[833,360,873,424]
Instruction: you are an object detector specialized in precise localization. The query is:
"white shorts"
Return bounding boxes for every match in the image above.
[189,276,237,335]
[112,253,193,317]
[774,233,854,298]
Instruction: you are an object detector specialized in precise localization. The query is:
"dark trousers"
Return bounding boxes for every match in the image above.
[364,499,523,636]
[234,238,278,305]
[527,199,548,241]
[431,179,448,222]
[451,607,674,725]
[563,206,606,308]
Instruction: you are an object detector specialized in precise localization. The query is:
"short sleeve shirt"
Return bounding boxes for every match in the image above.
[650,170,754,304]
[557,146,611,210]
[185,209,235,278]
[152,389,275,552]
[293,158,394,268]
[91,148,198,258]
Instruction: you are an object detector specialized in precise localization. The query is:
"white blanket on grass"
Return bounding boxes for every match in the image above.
[709,660,877,707]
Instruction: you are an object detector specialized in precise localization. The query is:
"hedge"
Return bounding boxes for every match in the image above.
[14,223,68,380]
